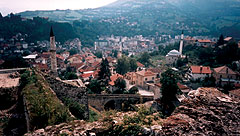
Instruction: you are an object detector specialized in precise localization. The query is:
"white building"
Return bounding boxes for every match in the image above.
[166,50,181,65]
[189,66,212,80]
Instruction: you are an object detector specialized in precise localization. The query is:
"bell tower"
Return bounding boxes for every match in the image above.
[50,26,57,75]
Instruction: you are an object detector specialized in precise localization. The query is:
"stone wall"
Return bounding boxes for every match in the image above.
[44,75,89,119]
[88,94,153,111]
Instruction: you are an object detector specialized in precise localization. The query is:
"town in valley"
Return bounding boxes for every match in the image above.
[0,0,240,135]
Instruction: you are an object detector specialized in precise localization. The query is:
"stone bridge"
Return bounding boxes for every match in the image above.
[0,68,28,74]
[88,94,154,111]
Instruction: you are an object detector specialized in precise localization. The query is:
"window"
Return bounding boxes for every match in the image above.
[152,77,155,80]
[145,78,148,81]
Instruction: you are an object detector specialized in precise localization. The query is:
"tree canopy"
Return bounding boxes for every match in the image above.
[138,52,151,67]
[98,58,111,86]
[112,78,126,94]
[160,69,180,115]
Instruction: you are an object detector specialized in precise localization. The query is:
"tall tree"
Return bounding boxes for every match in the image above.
[160,69,180,115]
[217,34,224,46]
[138,52,151,67]
[98,58,111,86]
[87,79,102,94]
[0,12,2,18]
[113,78,126,94]
[129,58,138,72]
[116,56,130,75]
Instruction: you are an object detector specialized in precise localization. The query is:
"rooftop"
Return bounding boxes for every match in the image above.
[190,66,212,74]
[214,66,236,75]
[136,70,156,77]
[109,74,123,86]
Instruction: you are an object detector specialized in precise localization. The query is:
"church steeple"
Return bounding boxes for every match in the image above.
[50,26,54,37]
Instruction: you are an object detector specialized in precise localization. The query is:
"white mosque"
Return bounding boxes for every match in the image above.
[166,31,184,65]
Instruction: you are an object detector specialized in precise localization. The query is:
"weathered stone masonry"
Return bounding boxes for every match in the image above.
[44,74,89,119]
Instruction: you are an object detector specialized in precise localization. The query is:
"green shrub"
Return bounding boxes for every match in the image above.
[63,97,86,120]
[21,69,72,130]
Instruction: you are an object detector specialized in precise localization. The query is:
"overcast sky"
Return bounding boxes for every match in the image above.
[0,0,117,16]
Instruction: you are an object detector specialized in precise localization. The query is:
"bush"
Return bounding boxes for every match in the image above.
[127,86,139,94]
[63,98,86,120]
[21,69,72,130]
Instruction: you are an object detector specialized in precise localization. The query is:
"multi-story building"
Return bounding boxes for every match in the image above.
[135,70,156,88]
[213,66,238,86]
[189,66,212,81]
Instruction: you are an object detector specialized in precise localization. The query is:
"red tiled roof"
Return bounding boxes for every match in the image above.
[184,37,196,41]
[224,37,233,41]
[91,61,100,67]
[35,63,49,70]
[148,68,162,74]
[56,54,64,60]
[41,52,50,58]
[190,66,212,74]
[136,70,156,77]
[109,74,123,86]
[214,66,236,75]
[70,63,85,69]
[177,83,189,90]
[137,62,145,67]
[198,39,211,43]
[80,72,94,78]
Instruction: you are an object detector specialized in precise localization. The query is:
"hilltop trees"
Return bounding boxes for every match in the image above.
[116,56,130,75]
[116,56,138,75]
[160,69,180,115]
[138,52,151,67]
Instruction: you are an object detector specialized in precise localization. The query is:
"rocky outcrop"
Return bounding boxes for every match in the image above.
[158,88,240,135]
[25,88,240,135]
[44,74,89,119]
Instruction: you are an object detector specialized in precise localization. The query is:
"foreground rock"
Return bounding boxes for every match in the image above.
[159,88,240,135]
[25,88,240,135]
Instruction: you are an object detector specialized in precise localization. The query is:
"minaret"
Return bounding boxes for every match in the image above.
[118,42,123,58]
[94,42,97,51]
[50,27,57,75]
[179,30,184,56]
[78,40,82,53]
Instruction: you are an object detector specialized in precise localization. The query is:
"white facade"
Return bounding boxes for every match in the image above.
[166,50,181,65]
[190,73,210,80]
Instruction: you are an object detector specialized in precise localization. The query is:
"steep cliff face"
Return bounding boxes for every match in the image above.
[25,88,240,135]
[159,88,240,135]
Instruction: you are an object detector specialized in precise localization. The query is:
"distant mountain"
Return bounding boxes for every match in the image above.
[15,0,240,38]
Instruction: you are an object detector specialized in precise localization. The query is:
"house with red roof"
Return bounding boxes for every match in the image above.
[224,37,235,44]
[184,37,196,45]
[109,74,124,86]
[189,66,212,80]
[80,71,94,81]
[60,51,70,60]
[137,62,145,71]
[135,70,156,88]
[213,66,239,86]
[196,39,212,47]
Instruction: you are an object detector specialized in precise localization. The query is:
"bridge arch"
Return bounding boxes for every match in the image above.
[104,100,116,110]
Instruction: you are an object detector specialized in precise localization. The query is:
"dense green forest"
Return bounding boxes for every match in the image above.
[0,13,77,44]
